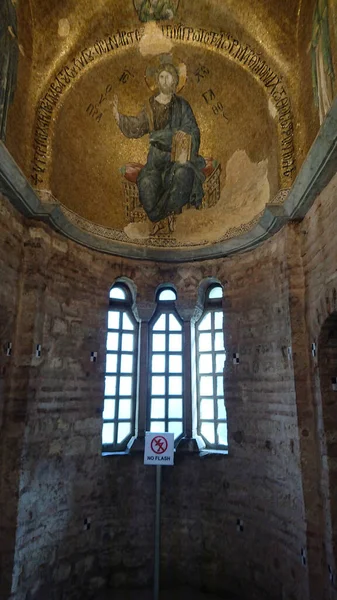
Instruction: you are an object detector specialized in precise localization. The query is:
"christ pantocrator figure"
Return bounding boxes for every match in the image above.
[113,63,206,231]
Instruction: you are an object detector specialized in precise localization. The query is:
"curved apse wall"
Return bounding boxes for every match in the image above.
[0,186,319,600]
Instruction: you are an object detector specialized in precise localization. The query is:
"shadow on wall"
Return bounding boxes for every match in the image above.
[95,586,239,599]
[318,310,337,590]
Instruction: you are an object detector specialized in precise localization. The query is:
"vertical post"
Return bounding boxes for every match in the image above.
[130,303,155,452]
[154,465,162,600]
[183,320,193,438]
[137,320,149,438]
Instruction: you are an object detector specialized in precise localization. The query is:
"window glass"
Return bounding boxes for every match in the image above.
[151,398,166,419]
[108,311,120,329]
[122,313,134,330]
[153,334,166,352]
[148,290,184,442]
[119,399,132,419]
[120,376,132,396]
[216,353,226,373]
[169,334,182,352]
[106,332,119,351]
[158,289,177,301]
[169,376,182,396]
[152,376,166,396]
[208,285,223,299]
[150,421,166,432]
[201,422,215,444]
[105,376,117,396]
[198,313,211,331]
[120,354,133,373]
[102,422,114,445]
[169,355,182,373]
[121,333,134,352]
[109,287,126,300]
[168,420,183,439]
[106,354,118,373]
[217,400,227,419]
[200,398,214,420]
[199,333,212,352]
[117,422,131,444]
[153,314,166,330]
[199,354,213,374]
[214,332,224,351]
[103,399,115,420]
[214,311,223,330]
[103,282,227,453]
[169,398,183,419]
[152,354,166,373]
[169,314,182,331]
[102,284,137,451]
[196,285,227,449]
[217,423,228,446]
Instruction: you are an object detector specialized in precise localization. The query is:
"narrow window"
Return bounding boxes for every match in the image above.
[148,288,184,442]
[196,284,227,449]
[102,283,138,452]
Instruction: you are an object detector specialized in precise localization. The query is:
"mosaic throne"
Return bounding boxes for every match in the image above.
[121,158,221,235]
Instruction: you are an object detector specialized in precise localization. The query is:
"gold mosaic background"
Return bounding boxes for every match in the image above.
[50,45,278,232]
[4,0,337,249]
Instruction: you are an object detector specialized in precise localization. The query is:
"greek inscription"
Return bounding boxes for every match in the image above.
[119,69,134,84]
[202,89,216,104]
[86,83,113,124]
[160,24,295,177]
[31,28,142,183]
[194,63,210,83]
[31,24,296,184]
[212,101,229,121]
[203,89,229,121]
[31,173,43,186]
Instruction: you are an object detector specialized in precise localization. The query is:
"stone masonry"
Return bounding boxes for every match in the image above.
[1,175,337,599]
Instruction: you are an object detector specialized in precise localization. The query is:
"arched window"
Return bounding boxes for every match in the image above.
[147,287,184,443]
[195,284,227,449]
[102,283,138,452]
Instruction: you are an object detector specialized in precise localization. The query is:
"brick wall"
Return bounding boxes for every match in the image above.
[301,172,337,600]
[3,182,337,599]
[0,195,25,599]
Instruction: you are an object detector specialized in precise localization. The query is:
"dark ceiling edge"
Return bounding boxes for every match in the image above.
[0,97,336,263]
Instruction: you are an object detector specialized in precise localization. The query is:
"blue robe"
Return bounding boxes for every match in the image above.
[119,94,206,222]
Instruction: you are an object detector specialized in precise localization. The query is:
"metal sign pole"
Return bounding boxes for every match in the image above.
[154,464,162,600]
[144,433,174,600]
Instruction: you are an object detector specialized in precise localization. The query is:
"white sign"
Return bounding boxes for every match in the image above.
[144,432,174,466]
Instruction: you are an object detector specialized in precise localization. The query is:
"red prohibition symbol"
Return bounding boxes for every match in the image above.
[151,435,168,454]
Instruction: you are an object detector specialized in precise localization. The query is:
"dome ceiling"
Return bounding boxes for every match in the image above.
[2,0,337,259]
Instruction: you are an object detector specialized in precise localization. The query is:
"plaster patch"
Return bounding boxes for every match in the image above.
[58,18,70,38]
[124,221,151,239]
[13,220,24,234]
[139,21,173,56]
[268,97,277,119]
[29,227,51,244]
[173,150,270,243]
[52,238,68,253]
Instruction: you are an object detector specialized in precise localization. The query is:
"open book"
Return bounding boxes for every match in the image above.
[171,131,192,163]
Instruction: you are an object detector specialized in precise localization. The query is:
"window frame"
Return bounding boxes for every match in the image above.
[146,290,185,446]
[195,284,228,451]
[102,282,139,453]
[102,280,228,456]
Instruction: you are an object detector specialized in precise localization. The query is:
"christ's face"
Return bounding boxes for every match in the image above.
[158,70,176,94]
